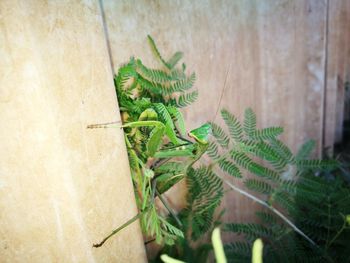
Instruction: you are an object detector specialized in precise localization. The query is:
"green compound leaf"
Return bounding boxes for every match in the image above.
[250,127,284,140]
[296,159,339,171]
[243,108,257,137]
[166,51,184,70]
[135,59,172,83]
[244,179,273,195]
[210,122,230,148]
[207,141,220,160]
[218,159,242,178]
[221,109,243,142]
[177,90,198,108]
[147,35,169,69]
[296,139,316,160]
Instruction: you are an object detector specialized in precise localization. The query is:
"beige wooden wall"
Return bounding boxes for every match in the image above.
[0,1,146,262]
[101,0,350,229]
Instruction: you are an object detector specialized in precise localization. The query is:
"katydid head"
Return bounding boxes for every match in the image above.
[188,123,212,144]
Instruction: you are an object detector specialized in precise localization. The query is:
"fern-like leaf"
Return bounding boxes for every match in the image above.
[147,35,170,69]
[273,191,297,215]
[115,61,137,90]
[166,51,184,69]
[296,140,316,160]
[159,217,184,238]
[140,73,195,96]
[167,72,196,95]
[250,127,284,140]
[135,59,172,83]
[170,68,186,80]
[244,179,273,195]
[186,167,223,240]
[245,140,287,171]
[243,108,257,136]
[218,159,242,178]
[138,77,164,95]
[207,141,220,160]
[231,151,280,181]
[177,90,198,107]
[221,109,243,141]
[224,242,252,263]
[269,138,294,163]
[224,223,274,241]
[210,122,230,148]
[296,159,338,171]
[255,211,277,225]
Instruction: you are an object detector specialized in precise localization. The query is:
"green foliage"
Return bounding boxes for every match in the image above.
[218,159,242,178]
[243,108,257,137]
[210,122,230,148]
[249,127,284,140]
[207,142,219,160]
[221,109,243,142]
[184,167,224,241]
[206,108,347,263]
[102,36,204,246]
[177,91,199,108]
[224,223,274,241]
[244,179,273,195]
[296,139,316,160]
[152,166,224,263]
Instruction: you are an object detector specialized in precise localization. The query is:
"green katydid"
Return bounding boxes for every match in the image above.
[88,114,212,247]
[88,120,212,194]
[87,121,211,160]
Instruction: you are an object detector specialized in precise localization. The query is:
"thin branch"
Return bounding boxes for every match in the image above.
[212,63,231,123]
[218,175,317,247]
[156,189,182,228]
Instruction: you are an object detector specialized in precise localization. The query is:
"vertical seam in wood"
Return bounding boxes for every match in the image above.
[98,0,115,74]
[322,0,330,156]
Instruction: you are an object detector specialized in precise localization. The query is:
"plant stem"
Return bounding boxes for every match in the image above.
[93,213,142,248]
[155,189,182,227]
[326,219,346,249]
[326,197,331,248]
[218,175,317,247]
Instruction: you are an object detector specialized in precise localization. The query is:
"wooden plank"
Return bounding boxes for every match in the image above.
[324,0,343,152]
[0,1,146,261]
[254,0,327,157]
[345,0,350,121]
[334,0,349,143]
